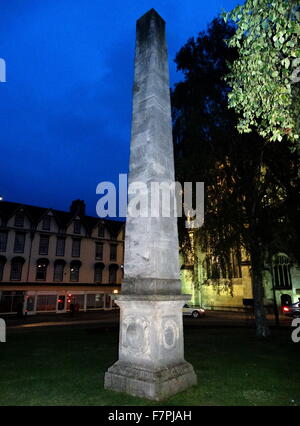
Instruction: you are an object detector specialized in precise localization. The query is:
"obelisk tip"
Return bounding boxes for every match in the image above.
[137,8,165,24]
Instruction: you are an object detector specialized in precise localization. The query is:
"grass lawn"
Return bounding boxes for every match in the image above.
[1,324,299,406]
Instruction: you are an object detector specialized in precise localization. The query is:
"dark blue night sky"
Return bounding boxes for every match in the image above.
[0,0,241,217]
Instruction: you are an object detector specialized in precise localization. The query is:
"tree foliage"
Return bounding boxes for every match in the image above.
[223,0,300,145]
[172,17,300,337]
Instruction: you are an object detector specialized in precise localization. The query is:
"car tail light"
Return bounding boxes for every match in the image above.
[282,306,290,313]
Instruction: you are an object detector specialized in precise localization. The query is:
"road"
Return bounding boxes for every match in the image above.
[2,308,293,330]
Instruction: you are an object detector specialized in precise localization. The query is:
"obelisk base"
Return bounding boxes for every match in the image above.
[105,360,196,401]
[104,295,197,400]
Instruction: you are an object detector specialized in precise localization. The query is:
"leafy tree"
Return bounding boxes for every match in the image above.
[172,17,299,337]
[223,0,300,147]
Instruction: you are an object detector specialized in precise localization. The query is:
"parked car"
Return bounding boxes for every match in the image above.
[282,301,300,317]
[182,304,205,318]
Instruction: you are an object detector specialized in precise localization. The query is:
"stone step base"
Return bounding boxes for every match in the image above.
[104,360,197,401]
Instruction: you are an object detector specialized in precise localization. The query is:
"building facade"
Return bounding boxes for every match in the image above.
[180,232,300,312]
[2,199,299,315]
[0,200,124,315]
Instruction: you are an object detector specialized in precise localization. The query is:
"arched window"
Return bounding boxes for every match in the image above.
[0,255,7,281]
[70,260,81,282]
[109,264,118,284]
[94,262,104,284]
[36,258,49,280]
[272,254,292,290]
[53,260,65,282]
[10,257,25,281]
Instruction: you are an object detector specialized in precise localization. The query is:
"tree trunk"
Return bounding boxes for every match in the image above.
[247,140,271,337]
[250,245,271,337]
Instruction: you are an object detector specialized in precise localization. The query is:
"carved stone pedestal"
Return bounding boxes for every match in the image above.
[104,295,197,400]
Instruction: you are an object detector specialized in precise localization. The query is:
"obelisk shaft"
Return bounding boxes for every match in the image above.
[123,9,181,293]
[104,10,197,400]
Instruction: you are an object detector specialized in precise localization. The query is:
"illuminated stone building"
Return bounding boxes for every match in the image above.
[180,231,300,311]
[0,199,124,314]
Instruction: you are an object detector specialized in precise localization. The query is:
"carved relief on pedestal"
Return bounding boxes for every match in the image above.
[122,315,150,354]
[161,317,179,350]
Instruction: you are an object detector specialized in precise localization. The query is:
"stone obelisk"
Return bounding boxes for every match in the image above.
[104,9,197,401]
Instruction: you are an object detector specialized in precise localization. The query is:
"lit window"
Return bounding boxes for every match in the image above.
[36,259,49,280]
[70,261,81,282]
